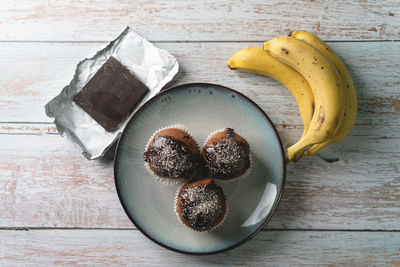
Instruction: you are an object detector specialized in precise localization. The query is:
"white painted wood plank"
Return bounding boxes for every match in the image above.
[0,230,399,265]
[0,128,399,230]
[0,41,398,127]
[0,133,132,228]
[0,0,399,41]
[0,123,58,135]
[0,42,104,123]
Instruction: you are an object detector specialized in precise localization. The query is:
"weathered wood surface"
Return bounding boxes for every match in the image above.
[0,123,399,230]
[1,0,400,264]
[1,230,399,265]
[0,41,399,125]
[0,0,399,41]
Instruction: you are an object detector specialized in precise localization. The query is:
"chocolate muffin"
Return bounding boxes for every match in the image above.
[175,178,226,232]
[143,126,200,181]
[202,128,251,180]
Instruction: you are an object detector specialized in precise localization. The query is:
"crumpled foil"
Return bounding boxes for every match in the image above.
[45,27,179,159]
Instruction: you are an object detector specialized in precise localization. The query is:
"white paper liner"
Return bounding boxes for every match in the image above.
[202,128,252,182]
[143,124,200,185]
[174,182,229,233]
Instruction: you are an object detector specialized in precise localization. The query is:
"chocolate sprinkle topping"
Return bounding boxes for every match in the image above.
[204,128,250,179]
[144,135,196,179]
[179,181,225,230]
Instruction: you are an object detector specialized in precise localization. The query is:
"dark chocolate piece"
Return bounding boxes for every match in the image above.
[178,179,226,231]
[73,56,148,132]
[144,135,196,179]
[203,128,250,179]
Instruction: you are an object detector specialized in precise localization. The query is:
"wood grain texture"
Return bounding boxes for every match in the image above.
[1,0,399,263]
[0,41,399,126]
[0,123,399,230]
[0,0,399,41]
[1,229,399,265]
[0,133,131,228]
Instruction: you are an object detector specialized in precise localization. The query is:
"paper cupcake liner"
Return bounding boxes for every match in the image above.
[143,124,200,185]
[174,182,229,233]
[202,128,253,182]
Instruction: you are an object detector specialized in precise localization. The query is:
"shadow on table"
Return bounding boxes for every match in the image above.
[98,141,118,163]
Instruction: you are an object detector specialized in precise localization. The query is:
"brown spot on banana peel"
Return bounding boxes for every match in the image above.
[314,105,325,132]
[291,143,314,162]
[315,113,340,137]
[291,150,304,162]
[320,115,325,124]
[281,48,289,54]
[315,115,325,132]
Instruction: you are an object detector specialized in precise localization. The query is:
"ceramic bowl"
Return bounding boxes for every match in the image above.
[114,83,286,255]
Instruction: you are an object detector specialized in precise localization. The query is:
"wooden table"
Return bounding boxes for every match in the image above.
[1,1,399,265]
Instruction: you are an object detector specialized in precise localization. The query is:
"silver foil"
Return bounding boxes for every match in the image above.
[45,27,179,159]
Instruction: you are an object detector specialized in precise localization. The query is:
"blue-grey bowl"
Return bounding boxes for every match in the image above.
[114,83,286,255]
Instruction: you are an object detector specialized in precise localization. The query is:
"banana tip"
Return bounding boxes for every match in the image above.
[288,30,301,37]
[226,59,236,70]
[263,42,270,52]
[286,149,304,162]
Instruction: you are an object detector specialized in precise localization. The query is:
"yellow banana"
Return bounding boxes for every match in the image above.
[289,31,358,156]
[227,47,314,138]
[264,37,345,161]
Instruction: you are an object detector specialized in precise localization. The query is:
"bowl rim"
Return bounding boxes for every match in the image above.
[114,82,287,255]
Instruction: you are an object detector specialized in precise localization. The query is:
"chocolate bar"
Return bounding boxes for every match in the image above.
[73,57,149,132]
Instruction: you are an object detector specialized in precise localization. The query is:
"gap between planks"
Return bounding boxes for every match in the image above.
[1,227,400,232]
[0,40,399,44]
[0,122,302,136]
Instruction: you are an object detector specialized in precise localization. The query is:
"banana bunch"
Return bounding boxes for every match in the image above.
[227,31,357,161]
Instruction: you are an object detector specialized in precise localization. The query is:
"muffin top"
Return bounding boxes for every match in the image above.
[177,178,226,231]
[144,128,199,179]
[202,128,250,179]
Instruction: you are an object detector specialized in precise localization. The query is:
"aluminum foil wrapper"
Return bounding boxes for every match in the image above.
[45,27,179,159]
